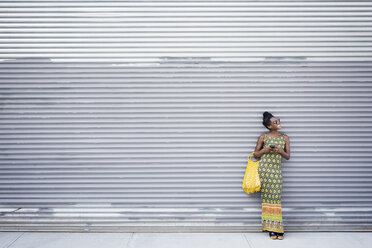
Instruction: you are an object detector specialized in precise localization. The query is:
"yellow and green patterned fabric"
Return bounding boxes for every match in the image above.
[258,132,286,233]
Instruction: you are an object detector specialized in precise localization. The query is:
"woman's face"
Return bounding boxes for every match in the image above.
[268,116,281,130]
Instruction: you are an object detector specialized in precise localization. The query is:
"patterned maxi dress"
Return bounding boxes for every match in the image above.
[257,132,285,233]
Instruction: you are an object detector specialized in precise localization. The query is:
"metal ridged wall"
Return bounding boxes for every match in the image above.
[0,0,372,232]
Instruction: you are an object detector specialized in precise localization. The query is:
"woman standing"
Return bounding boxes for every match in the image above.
[253,111,290,240]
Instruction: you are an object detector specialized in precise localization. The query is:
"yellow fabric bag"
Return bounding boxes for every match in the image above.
[242,152,261,194]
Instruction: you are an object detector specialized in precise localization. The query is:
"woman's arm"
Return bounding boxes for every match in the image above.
[253,134,271,159]
[275,135,290,160]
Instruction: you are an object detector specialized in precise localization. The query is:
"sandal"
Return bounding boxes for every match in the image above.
[276,232,284,240]
[269,232,277,240]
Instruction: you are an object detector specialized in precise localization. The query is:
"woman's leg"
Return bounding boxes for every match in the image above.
[259,164,284,233]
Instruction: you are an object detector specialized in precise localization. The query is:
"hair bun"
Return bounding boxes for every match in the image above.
[263,111,273,118]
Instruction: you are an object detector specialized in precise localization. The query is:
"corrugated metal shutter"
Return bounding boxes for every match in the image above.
[0,0,372,232]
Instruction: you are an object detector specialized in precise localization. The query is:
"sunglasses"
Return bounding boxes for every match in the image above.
[271,118,280,125]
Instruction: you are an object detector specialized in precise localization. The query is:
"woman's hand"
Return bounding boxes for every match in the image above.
[273,145,284,155]
[263,146,273,154]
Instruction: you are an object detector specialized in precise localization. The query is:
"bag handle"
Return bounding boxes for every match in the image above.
[248,151,255,160]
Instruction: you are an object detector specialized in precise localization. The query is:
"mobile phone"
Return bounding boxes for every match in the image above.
[270,144,275,148]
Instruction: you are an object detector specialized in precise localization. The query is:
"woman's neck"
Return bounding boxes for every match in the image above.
[268,130,279,135]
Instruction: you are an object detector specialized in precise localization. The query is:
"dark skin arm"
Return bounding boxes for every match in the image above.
[253,134,291,160]
[253,134,272,158]
[275,134,290,160]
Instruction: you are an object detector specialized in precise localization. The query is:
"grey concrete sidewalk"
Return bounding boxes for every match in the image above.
[1,232,371,248]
